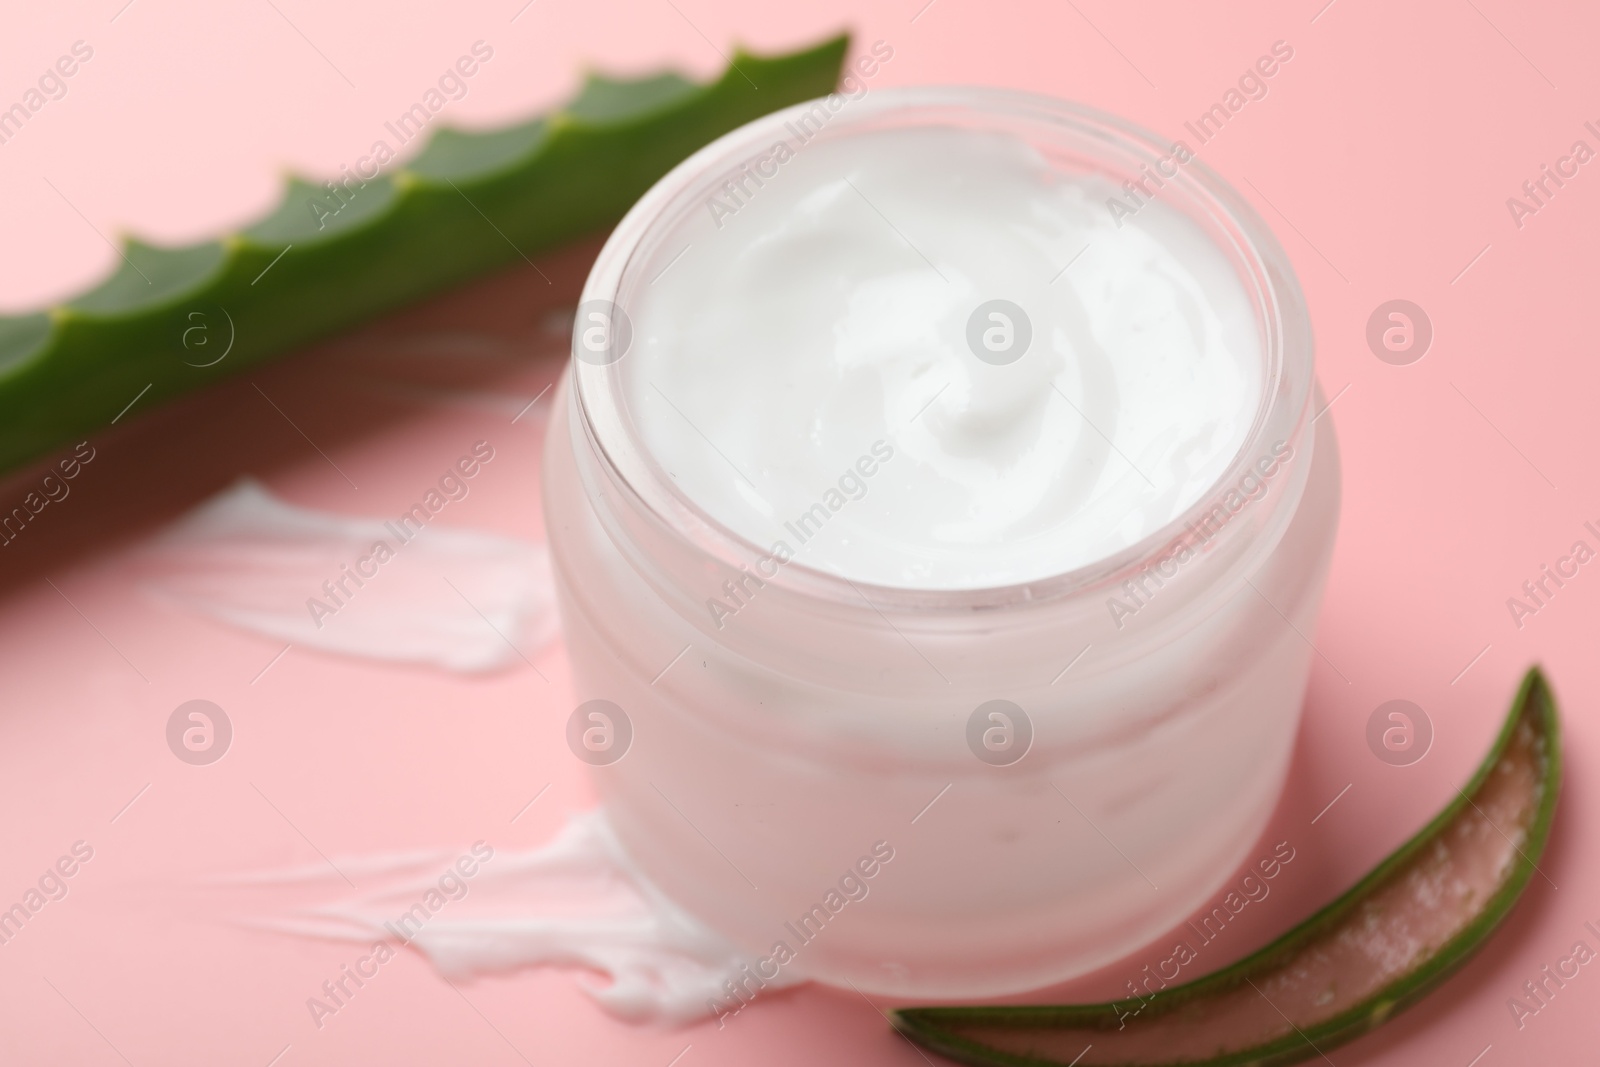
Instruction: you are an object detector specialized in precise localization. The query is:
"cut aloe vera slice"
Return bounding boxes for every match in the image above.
[893,667,1561,1067]
[0,34,848,475]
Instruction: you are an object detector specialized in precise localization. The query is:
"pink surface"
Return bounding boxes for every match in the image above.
[0,1,1594,1064]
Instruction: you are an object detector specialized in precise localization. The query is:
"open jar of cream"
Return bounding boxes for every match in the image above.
[543,86,1339,999]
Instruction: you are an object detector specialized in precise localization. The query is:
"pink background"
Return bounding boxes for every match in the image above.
[1,0,1595,1063]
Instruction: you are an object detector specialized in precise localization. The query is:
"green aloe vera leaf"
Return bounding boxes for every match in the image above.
[893,667,1562,1067]
[0,34,849,474]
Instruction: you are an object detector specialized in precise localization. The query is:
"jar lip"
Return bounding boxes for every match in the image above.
[572,85,1314,612]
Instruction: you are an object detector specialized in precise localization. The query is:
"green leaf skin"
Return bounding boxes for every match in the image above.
[0,35,849,474]
[893,667,1562,1067]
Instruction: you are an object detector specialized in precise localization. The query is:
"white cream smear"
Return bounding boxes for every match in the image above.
[248,812,767,1025]
[142,479,557,673]
[628,127,1262,588]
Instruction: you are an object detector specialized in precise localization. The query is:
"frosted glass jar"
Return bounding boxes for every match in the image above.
[543,88,1339,999]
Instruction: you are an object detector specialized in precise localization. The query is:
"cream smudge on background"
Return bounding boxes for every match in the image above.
[247,812,770,1026]
[142,479,557,673]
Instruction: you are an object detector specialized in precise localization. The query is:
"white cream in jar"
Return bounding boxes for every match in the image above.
[546,87,1339,1001]
[628,126,1260,589]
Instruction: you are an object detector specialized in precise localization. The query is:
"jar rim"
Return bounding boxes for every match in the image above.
[570,85,1315,613]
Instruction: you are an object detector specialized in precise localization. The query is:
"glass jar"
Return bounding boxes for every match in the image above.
[543,86,1339,999]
